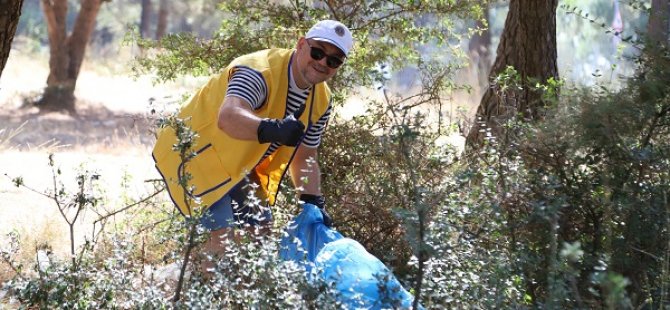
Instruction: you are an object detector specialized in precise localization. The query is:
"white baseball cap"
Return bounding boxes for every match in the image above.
[305,20,353,57]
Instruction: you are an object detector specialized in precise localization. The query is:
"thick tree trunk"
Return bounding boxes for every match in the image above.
[648,0,670,44]
[140,0,153,39]
[155,0,168,40]
[466,0,559,147]
[0,0,24,79]
[39,0,103,113]
[468,4,491,89]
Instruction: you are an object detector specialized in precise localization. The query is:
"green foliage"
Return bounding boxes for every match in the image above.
[183,235,345,309]
[0,231,24,279]
[131,0,482,95]
[9,238,137,309]
[459,39,670,307]
[318,82,532,308]
[308,3,670,306]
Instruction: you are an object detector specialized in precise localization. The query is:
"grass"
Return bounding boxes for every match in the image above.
[0,122,26,151]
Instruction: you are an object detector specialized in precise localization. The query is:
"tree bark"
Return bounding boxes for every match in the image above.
[0,0,24,79]
[155,0,168,40]
[140,0,153,39]
[648,0,670,45]
[40,0,103,113]
[466,0,559,147]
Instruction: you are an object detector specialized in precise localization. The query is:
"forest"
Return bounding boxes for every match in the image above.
[0,0,669,308]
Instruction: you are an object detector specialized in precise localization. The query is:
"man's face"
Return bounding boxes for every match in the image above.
[294,37,345,87]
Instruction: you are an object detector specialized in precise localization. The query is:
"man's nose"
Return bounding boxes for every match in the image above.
[315,56,331,69]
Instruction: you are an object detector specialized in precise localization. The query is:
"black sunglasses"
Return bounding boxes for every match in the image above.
[306,40,344,69]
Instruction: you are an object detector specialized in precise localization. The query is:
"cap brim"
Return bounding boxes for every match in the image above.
[309,37,348,56]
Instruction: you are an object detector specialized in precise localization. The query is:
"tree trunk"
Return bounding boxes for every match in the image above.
[178,15,193,33]
[0,0,24,79]
[611,0,623,47]
[648,0,670,45]
[468,3,491,90]
[155,0,168,40]
[466,0,559,147]
[39,0,103,113]
[140,0,153,39]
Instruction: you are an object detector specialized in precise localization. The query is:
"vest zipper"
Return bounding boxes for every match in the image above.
[270,90,316,206]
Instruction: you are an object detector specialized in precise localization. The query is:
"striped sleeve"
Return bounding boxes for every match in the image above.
[225,67,268,110]
[302,104,332,148]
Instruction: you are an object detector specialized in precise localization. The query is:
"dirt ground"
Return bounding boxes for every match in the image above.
[0,51,194,272]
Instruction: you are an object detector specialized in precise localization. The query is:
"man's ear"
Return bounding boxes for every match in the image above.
[296,37,306,50]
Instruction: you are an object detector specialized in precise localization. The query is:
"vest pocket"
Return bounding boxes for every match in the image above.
[178,143,231,198]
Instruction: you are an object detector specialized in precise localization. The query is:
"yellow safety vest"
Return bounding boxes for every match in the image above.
[152,48,331,216]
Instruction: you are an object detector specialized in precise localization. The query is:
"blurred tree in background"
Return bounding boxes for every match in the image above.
[139,0,152,39]
[9,0,226,113]
[0,0,24,78]
[467,0,492,90]
[648,0,669,45]
[140,0,169,40]
[37,0,107,113]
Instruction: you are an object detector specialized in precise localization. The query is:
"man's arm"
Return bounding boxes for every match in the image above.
[289,145,322,196]
[291,145,333,227]
[217,96,262,140]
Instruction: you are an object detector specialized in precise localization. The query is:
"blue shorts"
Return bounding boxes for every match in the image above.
[199,179,272,231]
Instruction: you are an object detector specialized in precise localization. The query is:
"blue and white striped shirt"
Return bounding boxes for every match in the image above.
[225,59,332,158]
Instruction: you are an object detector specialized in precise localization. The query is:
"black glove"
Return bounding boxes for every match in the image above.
[257,104,306,146]
[300,194,333,228]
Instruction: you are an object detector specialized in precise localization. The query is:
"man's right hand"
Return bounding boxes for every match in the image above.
[300,194,333,228]
[257,104,306,146]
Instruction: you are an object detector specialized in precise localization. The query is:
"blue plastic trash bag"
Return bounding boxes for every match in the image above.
[279,203,343,268]
[316,238,418,309]
[279,203,421,309]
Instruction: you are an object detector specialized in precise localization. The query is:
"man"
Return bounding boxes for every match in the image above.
[152,20,352,256]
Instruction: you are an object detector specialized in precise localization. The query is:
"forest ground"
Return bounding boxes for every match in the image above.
[0,50,186,278]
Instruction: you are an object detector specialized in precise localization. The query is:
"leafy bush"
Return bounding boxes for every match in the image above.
[4,229,348,309]
[447,42,670,308]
